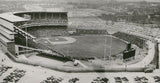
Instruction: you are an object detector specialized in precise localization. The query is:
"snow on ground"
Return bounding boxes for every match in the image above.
[0,47,160,83]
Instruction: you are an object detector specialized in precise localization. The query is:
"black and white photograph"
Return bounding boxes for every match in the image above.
[0,0,160,83]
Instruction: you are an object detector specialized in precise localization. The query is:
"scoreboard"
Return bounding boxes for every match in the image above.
[123,48,136,60]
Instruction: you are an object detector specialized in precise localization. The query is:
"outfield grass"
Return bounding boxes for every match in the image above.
[52,35,127,59]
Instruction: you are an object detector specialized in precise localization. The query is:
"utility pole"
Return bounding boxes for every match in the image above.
[104,35,107,60]
[109,34,112,64]
[25,26,28,57]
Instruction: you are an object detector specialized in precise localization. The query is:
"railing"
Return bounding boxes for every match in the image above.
[14,26,36,40]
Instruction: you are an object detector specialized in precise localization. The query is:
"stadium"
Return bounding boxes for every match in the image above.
[0,11,159,72]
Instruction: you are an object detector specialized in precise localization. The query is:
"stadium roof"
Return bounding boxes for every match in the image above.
[0,10,68,23]
[13,10,68,14]
[0,13,29,23]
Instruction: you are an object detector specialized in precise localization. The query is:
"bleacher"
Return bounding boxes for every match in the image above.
[25,26,69,38]
[113,32,146,48]
[23,20,68,27]
[76,29,108,35]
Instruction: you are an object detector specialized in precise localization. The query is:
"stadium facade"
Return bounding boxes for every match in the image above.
[0,11,68,56]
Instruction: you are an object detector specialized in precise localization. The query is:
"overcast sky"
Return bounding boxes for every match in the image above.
[3,0,160,2]
[117,0,160,2]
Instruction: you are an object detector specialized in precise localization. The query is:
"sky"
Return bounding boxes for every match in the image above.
[118,0,160,2]
[2,0,160,2]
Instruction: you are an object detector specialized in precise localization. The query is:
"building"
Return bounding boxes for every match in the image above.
[0,11,68,56]
[0,13,29,55]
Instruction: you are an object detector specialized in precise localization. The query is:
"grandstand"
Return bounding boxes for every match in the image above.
[0,10,159,72]
[14,11,68,26]
[113,32,146,48]
[26,26,69,37]
[0,11,68,57]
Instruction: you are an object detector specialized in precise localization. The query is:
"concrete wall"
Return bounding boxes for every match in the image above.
[0,25,14,40]
[0,18,15,55]
[0,42,8,53]
[0,18,14,31]
[7,42,15,55]
[0,41,15,55]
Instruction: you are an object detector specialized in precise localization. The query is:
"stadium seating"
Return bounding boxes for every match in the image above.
[25,26,69,38]
[76,29,108,35]
[113,32,146,48]
[25,20,68,26]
